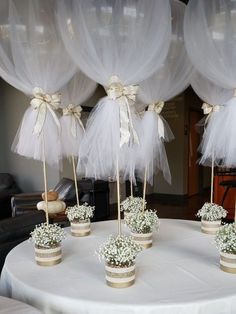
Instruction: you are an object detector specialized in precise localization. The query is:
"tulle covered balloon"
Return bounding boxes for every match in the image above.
[184,0,236,167]
[60,72,97,158]
[0,0,76,167]
[57,0,172,181]
[191,71,234,165]
[137,0,191,185]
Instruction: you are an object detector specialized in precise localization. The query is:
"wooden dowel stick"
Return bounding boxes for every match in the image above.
[42,133,49,225]
[142,166,147,212]
[210,154,214,204]
[71,155,79,205]
[116,159,121,236]
[130,176,133,197]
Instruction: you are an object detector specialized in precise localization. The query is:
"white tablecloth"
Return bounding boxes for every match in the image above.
[1,219,236,314]
[0,296,43,313]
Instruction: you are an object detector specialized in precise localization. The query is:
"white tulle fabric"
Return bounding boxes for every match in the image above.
[191,71,234,165]
[137,0,191,184]
[60,72,97,158]
[57,0,171,180]
[184,0,236,166]
[0,0,76,167]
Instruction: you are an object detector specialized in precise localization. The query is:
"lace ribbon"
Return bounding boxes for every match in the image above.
[30,87,60,135]
[202,102,221,124]
[148,101,165,139]
[106,75,139,147]
[63,104,84,138]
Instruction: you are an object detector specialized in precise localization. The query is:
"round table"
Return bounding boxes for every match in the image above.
[1,219,236,314]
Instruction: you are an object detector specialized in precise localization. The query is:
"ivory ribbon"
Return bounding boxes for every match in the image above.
[202,102,221,124]
[63,104,85,138]
[106,75,139,147]
[30,87,61,135]
[148,101,165,139]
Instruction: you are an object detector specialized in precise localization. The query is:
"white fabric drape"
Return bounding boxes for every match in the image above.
[184,0,236,167]
[60,72,97,158]
[191,71,234,165]
[57,0,171,180]
[0,0,76,167]
[136,0,191,185]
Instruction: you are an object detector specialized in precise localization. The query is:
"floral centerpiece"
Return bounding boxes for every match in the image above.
[121,196,145,219]
[66,203,95,237]
[30,223,66,266]
[196,202,227,235]
[97,235,142,288]
[125,210,159,248]
[215,223,236,274]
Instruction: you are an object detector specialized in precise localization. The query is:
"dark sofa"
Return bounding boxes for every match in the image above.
[0,211,45,273]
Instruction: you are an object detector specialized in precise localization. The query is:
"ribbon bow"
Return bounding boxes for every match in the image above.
[30,87,61,135]
[148,101,165,140]
[106,75,139,147]
[202,103,221,124]
[63,104,85,138]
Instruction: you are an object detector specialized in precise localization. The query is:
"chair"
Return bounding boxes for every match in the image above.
[220,180,236,206]
[11,178,110,222]
[0,173,21,219]
[0,211,45,274]
[11,177,76,217]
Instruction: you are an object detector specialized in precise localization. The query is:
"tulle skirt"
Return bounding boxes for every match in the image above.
[200,98,236,167]
[78,96,140,181]
[136,111,173,185]
[12,107,61,168]
[60,115,84,158]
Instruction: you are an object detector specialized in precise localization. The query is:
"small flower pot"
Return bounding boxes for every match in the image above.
[131,232,153,249]
[34,244,62,266]
[71,219,90,237]
[220,252,236,274]
[105,264,135,288]
[201,219,221,235]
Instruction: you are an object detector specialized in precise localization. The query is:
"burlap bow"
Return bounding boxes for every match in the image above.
[148,101,165,139]
[30,87,61,135]
[202,102,221,124]
[63,104,85,138]
[106,75,139,147]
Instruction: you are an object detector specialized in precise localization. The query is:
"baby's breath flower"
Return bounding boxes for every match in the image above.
[30,223,66,248]
[125,210,159,234]
[215,223,236,254]
[120,196,145,213]
[197,202,227,221]
[66,203,94,222]
[97,235,142,267]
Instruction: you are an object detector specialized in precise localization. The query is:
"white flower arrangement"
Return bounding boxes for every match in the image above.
[125,210,159,234]
[196,202,227,221]
[215,223,236,254]
[120,196,145,213]
[30,223,66,248]
[97,235,142,267]
[66,203,95,222]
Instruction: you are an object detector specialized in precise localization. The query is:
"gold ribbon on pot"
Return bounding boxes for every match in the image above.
[148,101,165,139]
[30,87,61,135]
[63,104,85,138]
[202,102,221,124]
[106,75,139,147]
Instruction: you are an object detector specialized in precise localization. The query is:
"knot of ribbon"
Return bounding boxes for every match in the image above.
[148,101,165,140]
[106,75,139,147]
[202,102,221,124]
[63,104,85,138]
[30,87,61,135]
